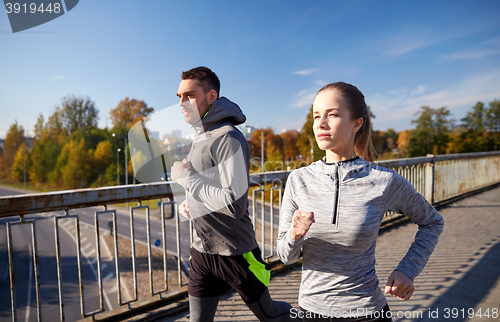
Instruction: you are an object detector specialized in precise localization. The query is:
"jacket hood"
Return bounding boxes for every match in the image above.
[196,97,246,131]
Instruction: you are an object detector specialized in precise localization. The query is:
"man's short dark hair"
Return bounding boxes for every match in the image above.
[182,66,220,97]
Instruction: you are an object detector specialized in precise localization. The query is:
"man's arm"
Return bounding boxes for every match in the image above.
[174,131,250,220]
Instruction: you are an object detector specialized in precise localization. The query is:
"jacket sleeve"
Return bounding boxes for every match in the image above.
[385,172,444,280]
[177,131,249,220]
[277,172,304,264]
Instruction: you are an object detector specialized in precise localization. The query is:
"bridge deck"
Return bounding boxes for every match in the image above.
[160,185,500,322]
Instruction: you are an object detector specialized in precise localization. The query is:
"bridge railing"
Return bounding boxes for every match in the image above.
[0,151,499,321]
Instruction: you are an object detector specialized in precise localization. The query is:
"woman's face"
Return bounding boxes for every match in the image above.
[312,89,362,154]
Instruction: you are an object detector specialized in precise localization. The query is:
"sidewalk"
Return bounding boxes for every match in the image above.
[159,185,500,322]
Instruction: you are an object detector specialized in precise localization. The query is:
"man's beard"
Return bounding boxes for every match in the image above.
[184,97,209,125]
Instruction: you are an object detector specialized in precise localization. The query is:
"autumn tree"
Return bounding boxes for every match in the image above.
[57,138,90,189]
[280,130,300,160]
[11,142,29,182]
[110,98,154,130]
[89,140,114,186]
[1,122,25,176]
[372,128,399,159]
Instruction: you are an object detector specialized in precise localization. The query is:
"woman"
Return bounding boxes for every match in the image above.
[277,82,444,321]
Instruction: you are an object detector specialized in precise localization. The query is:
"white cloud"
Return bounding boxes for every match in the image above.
[291,89,316,109]
[294,68,318,76]
[48,75,65,81]
[410,85,428,97]
[440,49,500,61]
[440,36,500,61]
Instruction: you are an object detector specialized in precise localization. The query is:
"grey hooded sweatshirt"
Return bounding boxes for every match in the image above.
[177,97,258,256]
[277,157,444,318]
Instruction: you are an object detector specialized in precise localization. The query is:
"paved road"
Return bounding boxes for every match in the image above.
[162,185,500,322]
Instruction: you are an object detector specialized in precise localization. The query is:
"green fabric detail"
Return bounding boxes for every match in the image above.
[202,104,212,119]
[242,251,270,287]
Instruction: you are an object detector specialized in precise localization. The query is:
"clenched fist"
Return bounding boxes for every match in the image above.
[290,210,315,240]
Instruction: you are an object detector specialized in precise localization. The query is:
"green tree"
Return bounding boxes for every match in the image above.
[432,107,452,155]
[408,106,452,157]
[456,101,491,152]
[461,102,485,131]
[59,95,99,135]
[485,100,500,150]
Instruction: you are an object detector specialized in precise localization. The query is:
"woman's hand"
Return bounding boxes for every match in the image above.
[384,270,414,300]
[290,210,315,240]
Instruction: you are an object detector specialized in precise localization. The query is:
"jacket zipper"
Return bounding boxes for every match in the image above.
[332,166,340,226]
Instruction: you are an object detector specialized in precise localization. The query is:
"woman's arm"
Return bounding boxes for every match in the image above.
[384,172,444,299]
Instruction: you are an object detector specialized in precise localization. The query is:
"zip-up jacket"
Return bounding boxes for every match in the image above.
[177,97,258,256]
[277,157,444,318]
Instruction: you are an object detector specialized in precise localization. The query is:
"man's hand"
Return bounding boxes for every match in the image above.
[385,270,414,300]
[171,159,191,183]
[290,210,315,240]
[179,200,191,219]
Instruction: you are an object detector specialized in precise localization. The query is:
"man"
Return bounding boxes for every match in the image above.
[171,67,298,322]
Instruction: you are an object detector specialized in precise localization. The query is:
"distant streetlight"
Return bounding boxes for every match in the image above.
[116,148,121,185]
[112,133,128,185]
[261,130,264,172]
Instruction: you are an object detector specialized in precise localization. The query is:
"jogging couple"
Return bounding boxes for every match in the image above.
[171,66,444,322]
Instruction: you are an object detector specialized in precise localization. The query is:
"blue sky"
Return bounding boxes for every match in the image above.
[1,0,500,139]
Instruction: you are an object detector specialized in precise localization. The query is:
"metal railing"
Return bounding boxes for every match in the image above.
[0,151,499,321]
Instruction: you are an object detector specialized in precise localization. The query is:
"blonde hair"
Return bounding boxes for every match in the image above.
[316,82,376,162]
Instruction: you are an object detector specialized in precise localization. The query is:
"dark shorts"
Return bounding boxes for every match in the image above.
[188,247,271,304]
[300,304,393,322]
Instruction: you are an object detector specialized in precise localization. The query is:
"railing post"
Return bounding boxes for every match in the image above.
[425,154,435,204]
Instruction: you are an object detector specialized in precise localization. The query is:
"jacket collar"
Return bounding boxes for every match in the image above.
[309,156,368,179]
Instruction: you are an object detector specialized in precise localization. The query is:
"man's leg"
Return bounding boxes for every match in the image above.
[224,248,301,321]
[188,248,231,322]
[189,295,220,322]
[246,288,301,322]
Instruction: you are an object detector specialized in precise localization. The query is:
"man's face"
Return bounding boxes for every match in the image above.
[177,79,211,125]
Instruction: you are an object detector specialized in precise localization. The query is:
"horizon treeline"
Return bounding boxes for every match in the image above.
[0,96,499,191]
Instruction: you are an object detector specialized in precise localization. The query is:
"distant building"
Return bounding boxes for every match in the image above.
[149,131,160,140]
[172,130,181,139]
[236,124,255,139]
[0,139,4,150]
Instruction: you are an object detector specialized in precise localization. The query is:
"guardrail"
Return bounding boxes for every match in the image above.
[0,151,499,322]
